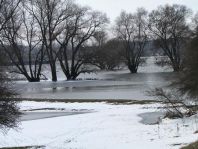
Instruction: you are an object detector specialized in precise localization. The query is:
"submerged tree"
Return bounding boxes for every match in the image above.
[56,4,109,80]
[2,6,45,82]
[90,39,124,70]
[27,0,73,81]
[149,4,191,72]
[115,8,148,73]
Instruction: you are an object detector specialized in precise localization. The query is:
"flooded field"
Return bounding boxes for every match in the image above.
[13,57,176,100]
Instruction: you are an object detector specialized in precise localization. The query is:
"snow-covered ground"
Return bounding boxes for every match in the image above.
[2,57,194,149]
[0,101,198,149]
[13,57,175,100]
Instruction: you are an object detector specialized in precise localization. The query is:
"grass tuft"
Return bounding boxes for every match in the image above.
[181,141,198,149]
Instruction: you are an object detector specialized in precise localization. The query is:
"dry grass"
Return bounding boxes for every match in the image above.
[181,141,198,149]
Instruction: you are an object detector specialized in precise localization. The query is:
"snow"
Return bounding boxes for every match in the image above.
[0,101,198,149]
[1,57,195,148]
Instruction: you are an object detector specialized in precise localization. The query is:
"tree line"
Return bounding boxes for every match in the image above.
[0,0,197,82]
[0,0,198,130]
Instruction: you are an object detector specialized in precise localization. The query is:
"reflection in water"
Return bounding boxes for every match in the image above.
[68,86,73,92]
[52,87,57,92]
[19,73,175,93]
[14,57,176,100]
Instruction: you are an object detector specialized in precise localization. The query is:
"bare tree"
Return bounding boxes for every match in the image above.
[0,0,21,32]
[176,35,198,98]
[0,0,21,130]
[56,5,109,80]
[115,8,148,73]
[0,66,21,130]
[90,39,124,70]
[193,12,198,25]
[26,0,73,81]
[148,88,195,118]
[148,4,191,72]
[93,30,108,47]
[1,6,45,82]
[85,30,108,70]
[192,12,198,35]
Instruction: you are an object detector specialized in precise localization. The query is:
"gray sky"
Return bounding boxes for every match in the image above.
[77,0,198,22]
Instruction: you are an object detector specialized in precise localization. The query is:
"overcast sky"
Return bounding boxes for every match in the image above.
[77,0,198,23]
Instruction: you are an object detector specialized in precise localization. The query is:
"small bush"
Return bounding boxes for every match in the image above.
[148,88,197,119]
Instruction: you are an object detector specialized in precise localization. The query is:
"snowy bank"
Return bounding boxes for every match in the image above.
[0,101,198,149]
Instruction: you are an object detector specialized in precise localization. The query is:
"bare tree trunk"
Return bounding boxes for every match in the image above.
[128,64,138,73]
[51,63,57,82]
[1,4,45,82]
[115,9,148,74]
[27,0,73,81]
[56,5,108,80]
[149,4,190,72]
